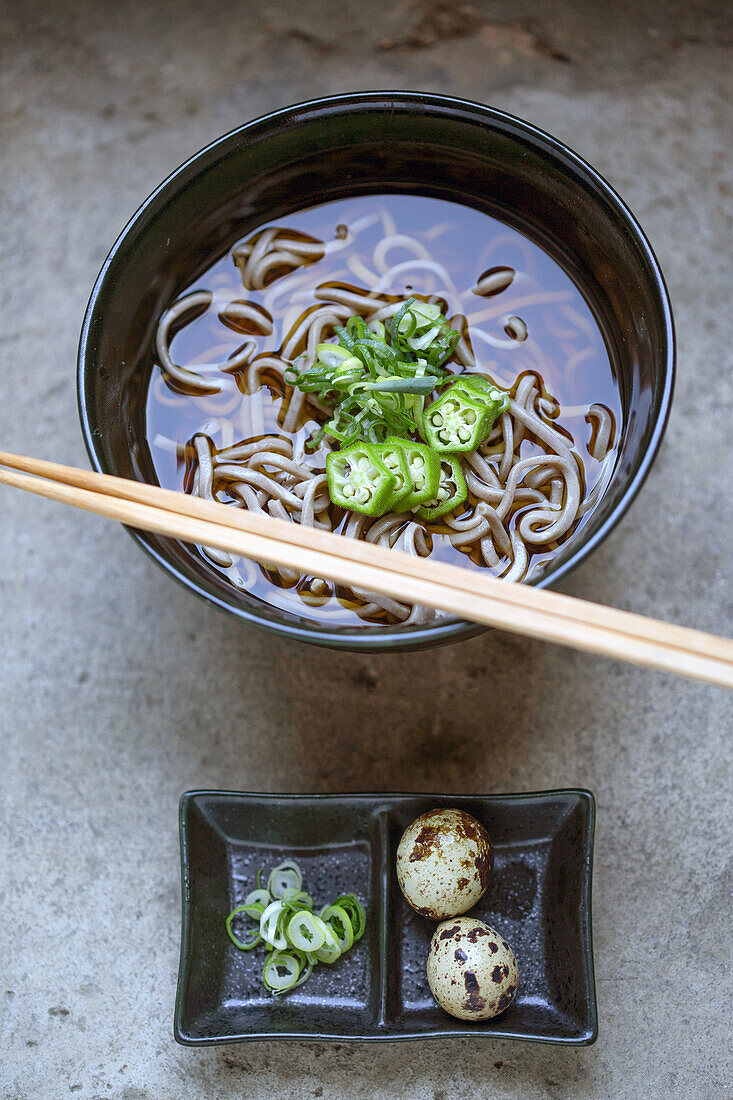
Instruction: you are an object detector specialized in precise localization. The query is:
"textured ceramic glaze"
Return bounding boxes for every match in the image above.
[175,790,596,1044]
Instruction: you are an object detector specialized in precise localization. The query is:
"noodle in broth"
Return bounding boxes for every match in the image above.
[145,195,620,627]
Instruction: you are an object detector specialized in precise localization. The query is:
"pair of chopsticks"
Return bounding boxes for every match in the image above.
[1,449,732,688]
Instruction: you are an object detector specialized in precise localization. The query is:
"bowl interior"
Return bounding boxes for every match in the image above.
[79,93,673,650]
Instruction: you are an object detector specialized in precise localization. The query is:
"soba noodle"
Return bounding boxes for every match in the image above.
[146,196,619,626]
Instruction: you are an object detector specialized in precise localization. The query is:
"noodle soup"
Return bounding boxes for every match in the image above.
[145,194,621,627]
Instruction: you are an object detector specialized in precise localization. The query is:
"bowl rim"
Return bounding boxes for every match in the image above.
[78,90,675,650]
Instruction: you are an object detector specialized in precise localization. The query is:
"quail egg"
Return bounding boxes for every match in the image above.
[395,808,493,919]
[427,916,518,1021]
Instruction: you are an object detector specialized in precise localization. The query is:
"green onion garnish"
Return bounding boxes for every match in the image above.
[224,860,366,996]
[267,859,303,899]
[225,906,263,951]
[286,297,460,450]
[285,297,510,520]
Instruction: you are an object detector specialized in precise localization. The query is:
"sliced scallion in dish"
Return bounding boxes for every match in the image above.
[332,893,367,942]
[224,860,367,996]
[262,951,304,993]
[319,904,354,953]
[225,906,263,951]
[268,859,303,899]
[286,911,328,952]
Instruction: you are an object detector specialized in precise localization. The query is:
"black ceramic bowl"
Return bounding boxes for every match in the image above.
[78,91,674,651]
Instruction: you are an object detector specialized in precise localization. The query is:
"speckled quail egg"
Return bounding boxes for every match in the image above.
[427,916,518,1021]
[395,808,493,919]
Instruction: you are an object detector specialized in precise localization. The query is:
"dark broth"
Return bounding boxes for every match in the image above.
[144,194,621,627]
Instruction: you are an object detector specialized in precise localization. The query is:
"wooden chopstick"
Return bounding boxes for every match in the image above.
[0,449,725,660]
[1,451,732,688]
[0,450,715,654]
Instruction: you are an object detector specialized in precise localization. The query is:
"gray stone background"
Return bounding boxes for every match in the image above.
[1,0,731,1096]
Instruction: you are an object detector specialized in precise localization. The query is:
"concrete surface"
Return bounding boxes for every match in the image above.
[1,1,731,1097]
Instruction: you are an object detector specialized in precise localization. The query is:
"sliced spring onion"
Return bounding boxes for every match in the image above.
[245,888,271,909]
[316,342,351,369]
[262,951,302,994]
[281,889,314,910]
[287,297,460,456]
[408,301,442,325]
[314,923,342,964]
[333,893,367,942]
[225,906,263,951]
[290,955,314,990]
[287,912,328,952]
[320,905,354,953]
[225,862,366,997]
[259,900,288,949]
[241,901,266,919]
[408,325,441,352]
[366,375,439,395]
[268,860,303,899]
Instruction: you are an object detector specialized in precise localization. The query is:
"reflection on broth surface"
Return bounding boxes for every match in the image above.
[145,194,620,627]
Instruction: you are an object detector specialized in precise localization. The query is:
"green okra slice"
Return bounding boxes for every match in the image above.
[422,388,491,453]
[326,443,396,517]
[448,374,511,421]
[385,437,441,512]
[372,441,412,512]
[415,455,468,521]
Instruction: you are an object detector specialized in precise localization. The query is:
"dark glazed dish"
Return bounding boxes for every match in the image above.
[79,92,674,650]
[175,790,597,1044]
